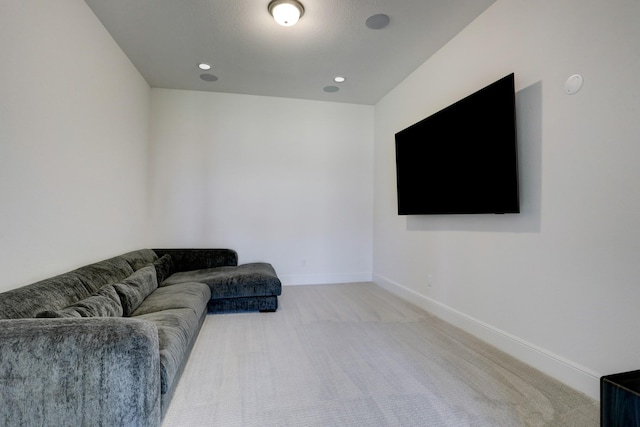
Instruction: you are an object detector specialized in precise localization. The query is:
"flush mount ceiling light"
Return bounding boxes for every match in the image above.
[198,63,212,70]
[268,0,304,27]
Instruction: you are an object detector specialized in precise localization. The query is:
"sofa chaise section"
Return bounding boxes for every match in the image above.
[162,262,282,313]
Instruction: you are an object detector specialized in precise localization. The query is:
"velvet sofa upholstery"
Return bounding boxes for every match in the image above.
[162,262,282,313]
[0,248,242,427]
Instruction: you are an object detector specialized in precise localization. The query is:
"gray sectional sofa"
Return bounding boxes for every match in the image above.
[0,248,281,427]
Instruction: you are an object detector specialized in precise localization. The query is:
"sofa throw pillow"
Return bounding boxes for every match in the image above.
[154,254,174,285]
[36,285,123,318]
[113,265,158,316]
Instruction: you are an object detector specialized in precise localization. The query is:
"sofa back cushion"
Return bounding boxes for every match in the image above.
[153,249,238,273]
[153,254,175,285]
[0,249,159,319]
[35,285,123,318]
[0,274,92,320]
[121,249,159,272]
[113,265,158,316]
[72,257,134,295]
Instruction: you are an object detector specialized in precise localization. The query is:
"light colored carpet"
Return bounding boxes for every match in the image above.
[162,283,598,426]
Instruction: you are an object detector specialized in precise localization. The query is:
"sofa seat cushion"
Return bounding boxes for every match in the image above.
[131,282,210,317]
[133,307,204,394]
[162,262,281,299]
[35,285,123,318]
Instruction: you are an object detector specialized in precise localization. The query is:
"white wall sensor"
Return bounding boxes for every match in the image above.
[565,74,584,95]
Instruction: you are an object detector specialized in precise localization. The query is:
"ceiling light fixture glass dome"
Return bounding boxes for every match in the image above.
[268,0,304,27]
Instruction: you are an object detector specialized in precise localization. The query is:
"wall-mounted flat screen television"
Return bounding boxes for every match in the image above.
[395,73,519,215]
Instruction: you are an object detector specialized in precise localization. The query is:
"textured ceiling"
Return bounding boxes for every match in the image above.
[84,0,496,105]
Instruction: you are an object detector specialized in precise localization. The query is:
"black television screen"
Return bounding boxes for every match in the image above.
[395,73,519,215]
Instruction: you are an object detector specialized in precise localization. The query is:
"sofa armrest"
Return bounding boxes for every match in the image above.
[153,248,239,272]
[0,317,161,427]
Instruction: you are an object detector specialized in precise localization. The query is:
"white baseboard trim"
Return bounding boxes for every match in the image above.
[281,272,372,286]
[373,273,601,400]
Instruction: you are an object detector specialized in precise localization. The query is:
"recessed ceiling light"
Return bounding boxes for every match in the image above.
[198,63,212,70]
[334,76,346,83]
[323,86,339,93]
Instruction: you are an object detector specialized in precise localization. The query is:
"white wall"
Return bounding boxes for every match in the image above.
[4,0,635,401]
[0,0,151,291]
[149,89,374,285]
[373,0,640,399]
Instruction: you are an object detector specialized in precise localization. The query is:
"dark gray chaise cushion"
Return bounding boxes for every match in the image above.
[113,265,158,317]
[162,262,281,299]
[36,284,123,318]
[131,282,210,395]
